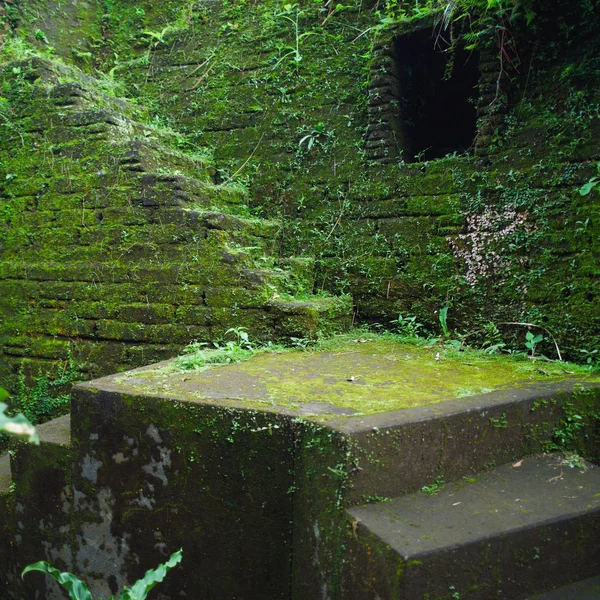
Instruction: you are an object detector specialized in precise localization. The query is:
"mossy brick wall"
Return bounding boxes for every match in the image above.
[1,0,599,383]
[107,0,599,360]
[0,53,349,391]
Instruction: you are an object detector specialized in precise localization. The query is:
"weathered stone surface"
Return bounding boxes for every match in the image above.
[3,338,600,598]
[346,454,600,599]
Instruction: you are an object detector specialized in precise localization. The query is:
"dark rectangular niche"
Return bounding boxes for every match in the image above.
[393,29,480,162]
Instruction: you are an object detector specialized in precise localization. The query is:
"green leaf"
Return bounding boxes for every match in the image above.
[22,562,92,600]
[0,403,39,444]
[0,387,8,402]
[119,549,183,600]
[579,177,599,196]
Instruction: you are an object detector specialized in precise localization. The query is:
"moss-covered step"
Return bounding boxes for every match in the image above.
[345,454,600,600]
[8,415,73,600]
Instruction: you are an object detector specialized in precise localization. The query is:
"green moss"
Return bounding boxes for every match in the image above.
[109,334,600,419]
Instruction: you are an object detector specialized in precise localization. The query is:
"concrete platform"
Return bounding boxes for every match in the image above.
[348,454,600,599]
[7,338,599,599]
[95,336,600,419]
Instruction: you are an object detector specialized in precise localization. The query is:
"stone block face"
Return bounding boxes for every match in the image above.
[68,386,295,599]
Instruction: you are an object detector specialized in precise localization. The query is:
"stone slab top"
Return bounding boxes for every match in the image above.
[528,575,600,600]
[348,453,600,558]
[75,336,600,425]
[36,414,71,446]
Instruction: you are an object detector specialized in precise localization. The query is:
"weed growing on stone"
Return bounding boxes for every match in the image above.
[421,476,445,496]
[174,328,285,371]
[579,162,600,196]
[524,331,544,358]
[12,356,84,425]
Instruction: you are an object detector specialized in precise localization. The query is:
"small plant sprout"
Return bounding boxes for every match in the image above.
[421,476,445,495]
[524,331,544,358]
[224,326,253,350]
[392,314,426,338]
[272,4,316,69]
[579,348,598,367]
[439,305,450,337]
[22,548,183,600]
[299,123,327,152]
[579,162,600,196]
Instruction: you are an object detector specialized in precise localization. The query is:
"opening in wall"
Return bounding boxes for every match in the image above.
[393,30,480,162]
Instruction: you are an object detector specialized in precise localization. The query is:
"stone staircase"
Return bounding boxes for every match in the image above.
[332,378,600,599]
[346,455,600,599]
[0,58,350,383]
[2,343,599,599]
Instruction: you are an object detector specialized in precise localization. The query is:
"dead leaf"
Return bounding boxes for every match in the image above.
[182,377,191,382]
[347,376,356,382]
[512,460,523,468]
[353,338,372,343]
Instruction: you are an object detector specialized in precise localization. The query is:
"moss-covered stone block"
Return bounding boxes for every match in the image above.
[70,384,295,599]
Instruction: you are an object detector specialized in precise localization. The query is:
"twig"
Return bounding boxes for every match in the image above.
[219,132,265,187]
[187,60,216,91]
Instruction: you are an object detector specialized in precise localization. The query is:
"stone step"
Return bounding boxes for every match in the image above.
[34,413,71,447]
[331,380,600,504]
[528,575,600,599]
[267,296,353,340]
[346,454,600,600]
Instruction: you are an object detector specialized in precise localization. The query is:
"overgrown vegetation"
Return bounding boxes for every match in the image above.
[10,357,84,425]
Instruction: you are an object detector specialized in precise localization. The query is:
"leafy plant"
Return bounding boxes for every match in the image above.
[579,348,598,367]
[225,326,253,350]
[272,4,316,70]
[421,476,445,495]
[175,328,259,371]
[0,388,38,444]
[392,314,426,338]
[524,331,543,358]
[489,412,508,429]
[579,162,600,196]
[299,123,328,153]
[558,452,586,470]
[481,322,506,354]
[12,356,84,424]
[439,305,450,338]
[22,548,182,600]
